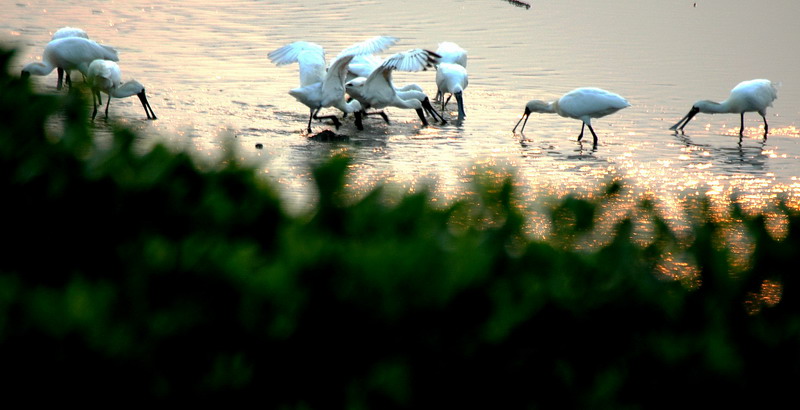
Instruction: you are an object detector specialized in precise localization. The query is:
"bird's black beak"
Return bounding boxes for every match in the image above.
[669,106,699,132]
[513,107,531,133]
[137,89,157,120]
[421,97,446,124]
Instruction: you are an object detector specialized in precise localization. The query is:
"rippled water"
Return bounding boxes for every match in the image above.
[4,0,800,235]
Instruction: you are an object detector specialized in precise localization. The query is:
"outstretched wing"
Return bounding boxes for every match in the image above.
[381,48,440,72]
[436,42,467,67]
[334,36,398,61]
[268,41,326,86]
[362,65,397,108]
[321,54,355,107]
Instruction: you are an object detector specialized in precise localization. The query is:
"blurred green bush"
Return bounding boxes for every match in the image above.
[2,47,799,408]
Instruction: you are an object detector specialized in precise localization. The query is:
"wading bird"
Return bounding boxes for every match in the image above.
[87,59,157,121]
[268,37,398,132]
[50,27,90,89]
[434,42,467,101]
[21,37,118,90]
[345,48,445,128]
[436,62,468,123]
[513,87,630,145]
[669,79,778,137]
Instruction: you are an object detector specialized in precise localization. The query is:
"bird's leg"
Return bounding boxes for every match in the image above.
[415,108,429,126]
[588,124,599,145]
[104,95,112,120]
[355,111,364,131]
[761,113,769,138]
[65,71,72,90]
[91,87,99,121]
[739,112,745,136]
[578,122,586,141]
[313,110,342,129]
[306,108,315,133]
[57,67,64,91]
[363,111,390,124]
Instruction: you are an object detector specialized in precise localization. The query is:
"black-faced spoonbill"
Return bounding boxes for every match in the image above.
[513,87,630,145]
[345,48,445,128]
[669,79,778,137]
[268,37,398,133]
[51,27,89,90]
[87,60,157,121]
[434,42,467,101]
[21,37,118,90]
[436,62,468,123]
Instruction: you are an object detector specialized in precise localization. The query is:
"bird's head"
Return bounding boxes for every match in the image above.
[524,100,553,114]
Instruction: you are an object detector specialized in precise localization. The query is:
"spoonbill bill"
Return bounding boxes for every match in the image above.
[268,36,398,132]
[434,42,467,101]
[87,60,157,121]
[345,48,445,128]
[669,79,778,137]
[51,27,90,89]
[21,37,118,90]
[436,62,468,123]
[513,87,630,145]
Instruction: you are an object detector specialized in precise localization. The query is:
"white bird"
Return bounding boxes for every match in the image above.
[87,59,157,121]
[345,48,445,128]
[51,27,88,40]
[50,27,90,89]
[268,36,398,133]
[22,37,118,90]
[513,87,630,145]
[669,79,778,137]
[434,42,467,102]
[436,62,468,123]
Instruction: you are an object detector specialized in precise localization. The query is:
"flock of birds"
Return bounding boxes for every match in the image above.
[21,29,779,145]
[20,27,156,121]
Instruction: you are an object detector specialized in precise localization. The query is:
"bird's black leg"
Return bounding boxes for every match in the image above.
[363,111,390,124]
[91,87,99,121]
[578,122,586,141]
[313,110,342,129]
[761,113,769,138]
[306,109,315,133]
[739,112,745,136]
[57,67,64,91]
[355,111,364,130]
[588,124,599,145]
[65,71,72,90]
[104,95,112,120]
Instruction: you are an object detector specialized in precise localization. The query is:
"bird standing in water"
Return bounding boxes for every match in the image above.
[268,36,398,133]
[670,79,778,137]
[21,37,118,90]
[87,59,157,121]
[513,87,630,145]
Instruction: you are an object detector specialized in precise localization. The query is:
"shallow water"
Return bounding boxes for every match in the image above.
[4,0,800,235]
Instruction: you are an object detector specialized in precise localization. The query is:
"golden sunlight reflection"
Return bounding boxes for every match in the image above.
[745,280,783,315]
[655,252,701,289]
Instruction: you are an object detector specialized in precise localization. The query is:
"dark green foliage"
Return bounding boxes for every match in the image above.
[2,47,799,407]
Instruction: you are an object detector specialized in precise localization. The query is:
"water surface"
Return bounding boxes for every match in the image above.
[4,0,800,236]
